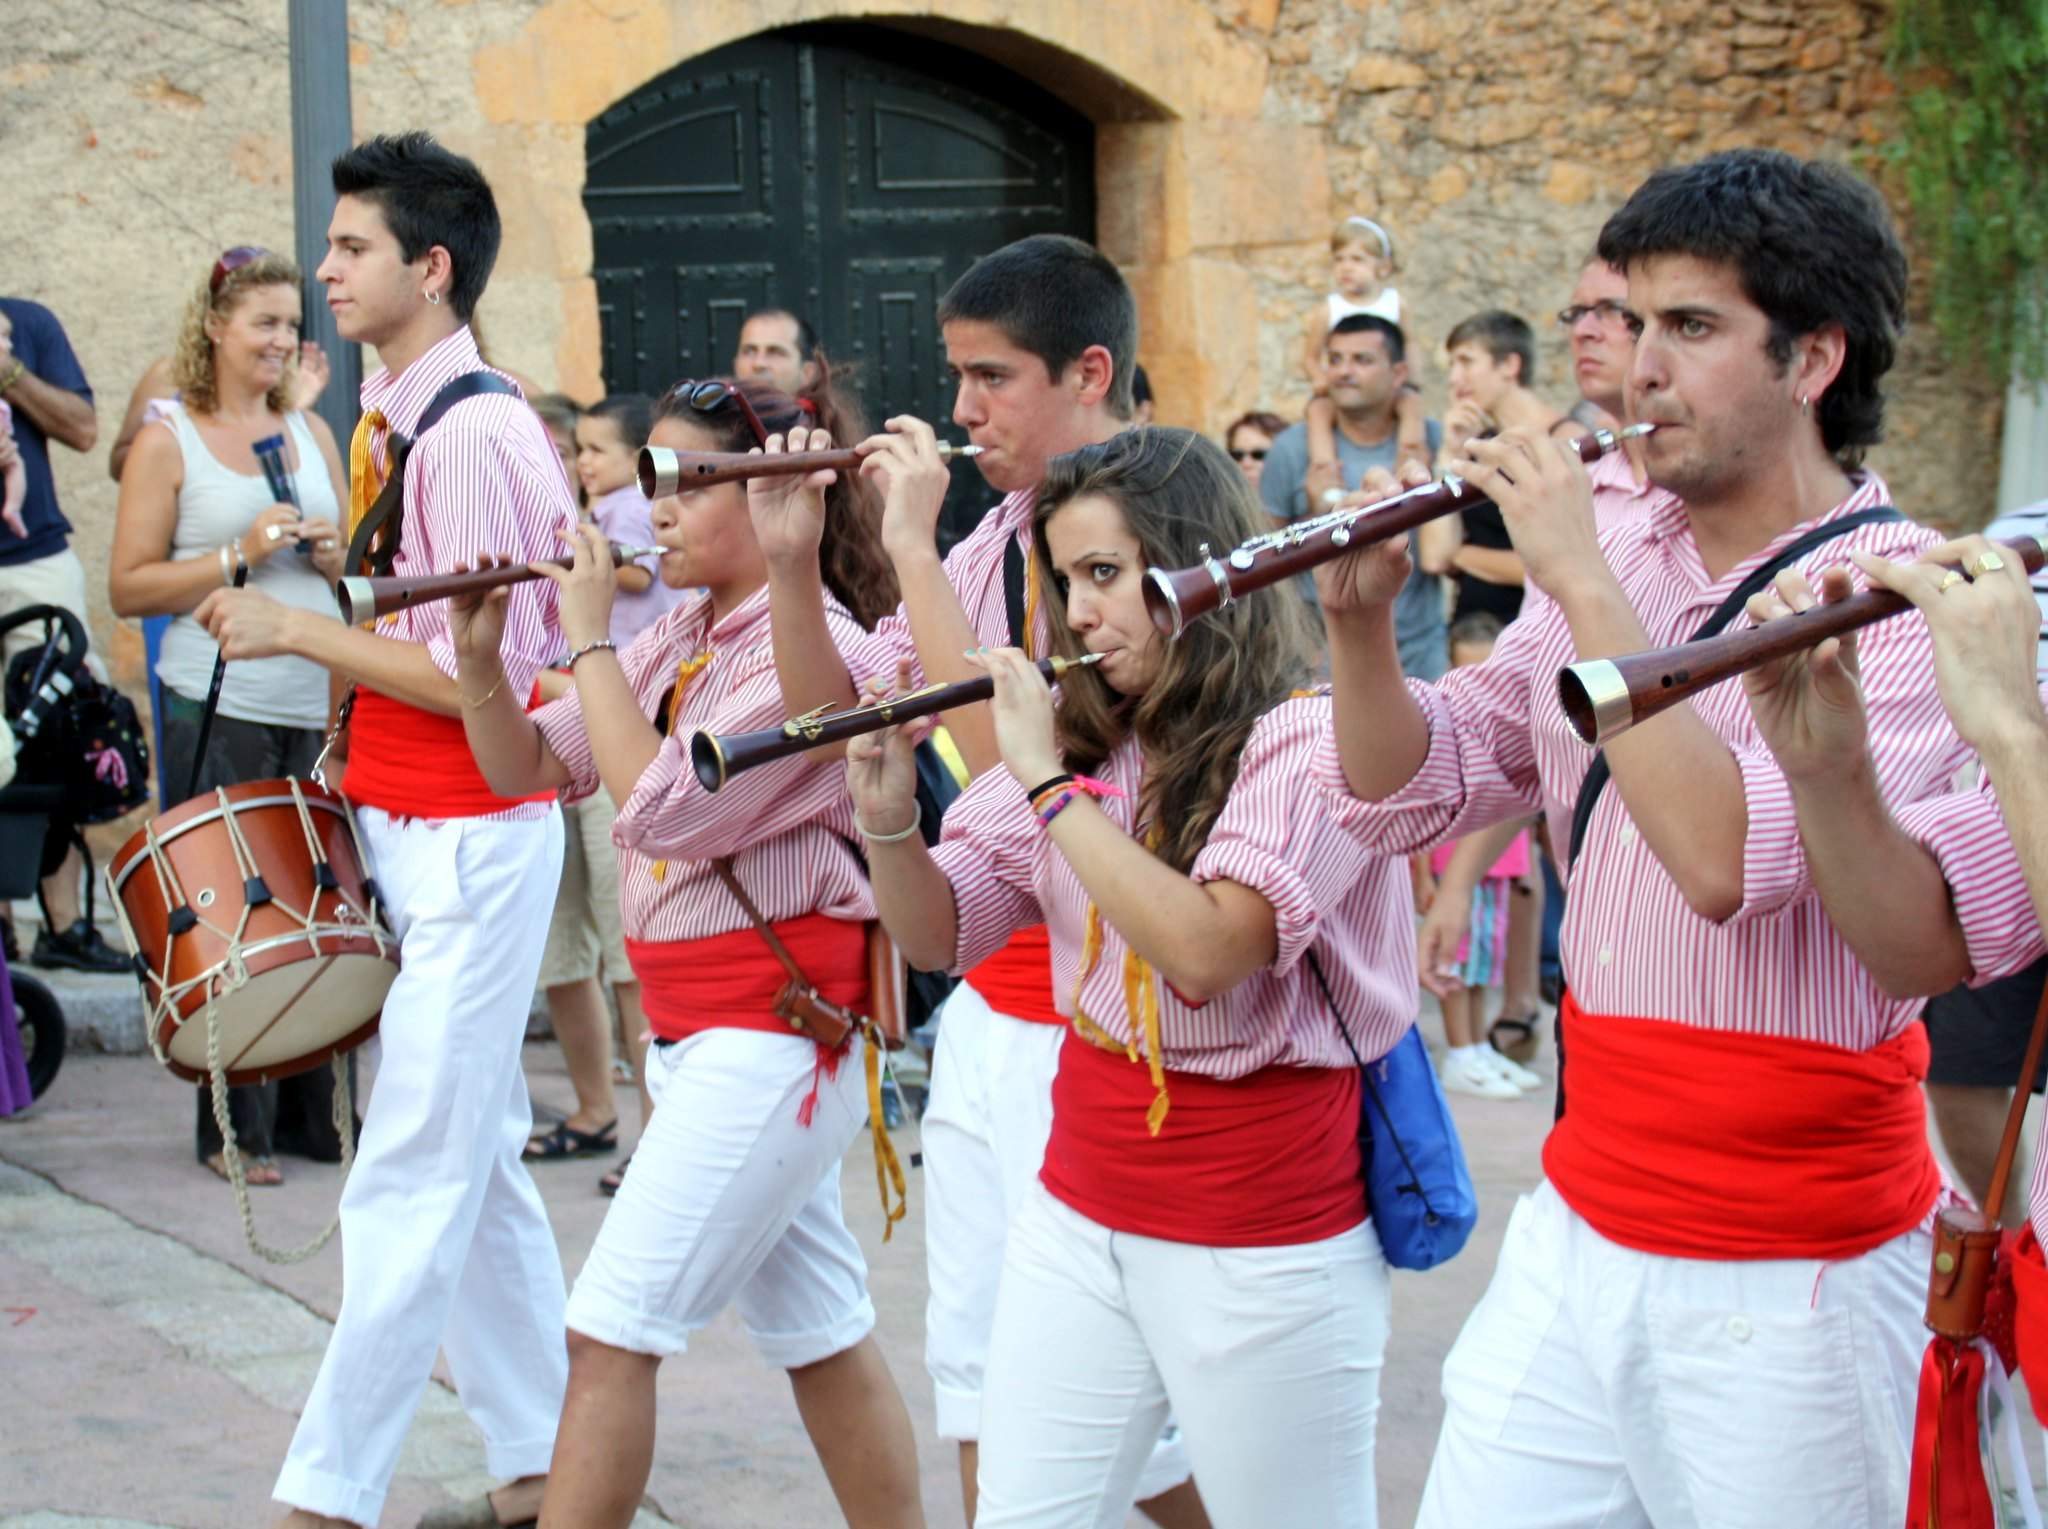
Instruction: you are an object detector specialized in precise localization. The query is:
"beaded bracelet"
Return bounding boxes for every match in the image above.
[1036,788,1080,828]
[565,638,618,669]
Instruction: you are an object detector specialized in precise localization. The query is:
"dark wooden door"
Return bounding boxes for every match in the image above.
[585,24,1096,544]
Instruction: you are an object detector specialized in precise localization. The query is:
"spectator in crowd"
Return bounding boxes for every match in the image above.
[530,391,584,507]
[732,307,824,398]
[1224,409,1288,496]
[1441,309,1585,629]
[1260,313,1454,679]
[1300,216,1430,507]
[108,246,351,1185]
[0,292,115,972]
[1131,363,1155,425]
[0,321,27,540]
[108,340,330,483]
[524,392,668,1191]
[1561,257,1660,529]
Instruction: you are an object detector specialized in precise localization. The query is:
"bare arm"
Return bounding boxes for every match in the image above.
[108,358,177,482]
[886,547,1001,774]
[194,591,470,716]
[1450,544,1526,588]
[1416,512,1461,577]
[4,368,96,454]
[453,643,575,799]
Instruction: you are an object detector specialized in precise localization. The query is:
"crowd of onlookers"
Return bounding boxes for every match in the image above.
[0,211,1666,1165]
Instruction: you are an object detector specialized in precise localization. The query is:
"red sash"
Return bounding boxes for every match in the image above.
[1040,1029,1365,1247]
[342,689,555,819]
[1544,993,1940,1261]
[964,923,1064,1026]
[627,915,868,1044]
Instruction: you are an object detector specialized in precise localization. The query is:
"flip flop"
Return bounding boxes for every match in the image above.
[204,1152,283,1187]
[523,1119,617,1161]
[1487,1012,1541,1066]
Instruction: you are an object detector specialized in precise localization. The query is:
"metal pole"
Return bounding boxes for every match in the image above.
[287,0,360,444]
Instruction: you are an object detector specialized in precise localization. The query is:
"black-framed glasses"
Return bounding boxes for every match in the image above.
[668,378,769,447]
[1230,447,1269,462]
[1557,300,1632,329]
[210,245,270,296]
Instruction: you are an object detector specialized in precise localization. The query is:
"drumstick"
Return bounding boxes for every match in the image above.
[188,563,248,802]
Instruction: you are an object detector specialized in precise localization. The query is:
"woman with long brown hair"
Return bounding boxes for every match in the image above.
[849,427,1419,1528]
[448,375,921,1529]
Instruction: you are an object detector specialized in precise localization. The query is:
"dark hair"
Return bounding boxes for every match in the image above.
[1033,427,1319,875]
[742,307,818,362]
[584,392,654,451]
[529,391,582,440]
[1225,410,1289,445]
[1131,364,1153,408]
[1446,310,1537,387]
[1596,149,1907,468]
[654,377,897,628]
[330,132,501,321]
[938,234,1139,419]
[1328,312,1407,365]
[1448,611,1504,651]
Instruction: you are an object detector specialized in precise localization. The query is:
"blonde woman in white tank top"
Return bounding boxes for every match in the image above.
[109,247,351,1185]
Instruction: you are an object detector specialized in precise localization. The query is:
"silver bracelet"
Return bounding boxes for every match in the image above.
[564,638,618,669]
[218,541,245,586]
[855,803,922,844]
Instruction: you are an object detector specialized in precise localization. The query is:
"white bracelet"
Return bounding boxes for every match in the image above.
[855,803,922,844]
[565,638,618,669]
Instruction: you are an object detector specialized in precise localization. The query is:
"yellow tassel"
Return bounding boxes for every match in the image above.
[864,1025,908,1241]
[1071,843,1172,1133]
[1022,546,1042,658]
[649,648,716,883]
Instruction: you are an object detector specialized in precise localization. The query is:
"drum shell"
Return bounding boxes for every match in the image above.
[109,778,393,1086]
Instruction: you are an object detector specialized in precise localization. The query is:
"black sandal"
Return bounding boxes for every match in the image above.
[523,1119,617,1161]
[599,1151,632,1197]
[1487,1013,1541,1065]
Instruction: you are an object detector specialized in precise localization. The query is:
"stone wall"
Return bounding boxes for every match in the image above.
[0,0,2004,730]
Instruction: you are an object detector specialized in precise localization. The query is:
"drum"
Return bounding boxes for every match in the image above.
[108,777,395,1087]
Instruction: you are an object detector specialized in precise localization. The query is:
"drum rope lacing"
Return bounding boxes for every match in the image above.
[109,782,392,1264]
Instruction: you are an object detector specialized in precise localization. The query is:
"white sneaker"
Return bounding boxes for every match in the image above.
[1484,1047,1544,1092]
[1441,1047,1522,1100]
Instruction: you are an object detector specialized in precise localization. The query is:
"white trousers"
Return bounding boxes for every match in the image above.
[274,808,569,1527]
[922,982,1192,1500]
[566,1026,875,1365]
[977,1184,1389,1529]
[1417,1180,1928,1529]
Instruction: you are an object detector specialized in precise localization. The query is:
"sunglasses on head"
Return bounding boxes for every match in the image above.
[1230,447,1268,462]
[669,378,770,448]
[209,245,270,296]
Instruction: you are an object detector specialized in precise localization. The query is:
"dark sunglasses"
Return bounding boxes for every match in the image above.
[669,378,769,448]
[210,245,270,296]
[1230,447,1268,462]
[1557,300,1632,329]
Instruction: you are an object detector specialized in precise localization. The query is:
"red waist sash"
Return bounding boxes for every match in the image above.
[627,915,868,1043]
[342,689,554,818]
[1544,993,1940,1261]
[1041,1029,1365,1248]
[965,922,1063,1026]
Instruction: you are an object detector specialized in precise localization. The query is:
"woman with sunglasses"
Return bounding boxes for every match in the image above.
[109,245,351,1187]
[849,428,1418,1529]
[1223,410,1287,497]
[447,376,925,1529]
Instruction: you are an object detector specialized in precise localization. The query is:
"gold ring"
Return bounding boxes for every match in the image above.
[1938,570,1966,591]
[1973,551,2007,577]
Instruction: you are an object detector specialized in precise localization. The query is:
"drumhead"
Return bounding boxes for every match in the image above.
[160,944,394,1085]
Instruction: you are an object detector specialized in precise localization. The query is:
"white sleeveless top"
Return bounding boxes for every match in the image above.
[154,402,341,729]
[1328,287,1403,329]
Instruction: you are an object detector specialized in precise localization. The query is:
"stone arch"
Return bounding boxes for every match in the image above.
[468,1,1335,426]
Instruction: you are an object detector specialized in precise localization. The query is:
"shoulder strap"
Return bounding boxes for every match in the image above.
[1004,532,1027,651]
[1566,505,1904,869]
[343,371,521,579]
[712,857,813,989]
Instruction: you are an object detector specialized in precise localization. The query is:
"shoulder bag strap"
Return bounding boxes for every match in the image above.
[1004,532,1028,652]
[1566,505,1904,870]
[712,857,814,991]
[342,371,522,580]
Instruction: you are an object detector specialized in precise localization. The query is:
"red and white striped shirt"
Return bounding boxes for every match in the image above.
[876,489,1050,674]
[356,327,576,821]
[932,695,1418,1075]
[531,585,889,941]
[1317,472,2043,1046]
[1587,443,1672,532]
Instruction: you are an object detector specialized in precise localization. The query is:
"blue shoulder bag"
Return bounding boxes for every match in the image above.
[1308,950,1478,1271]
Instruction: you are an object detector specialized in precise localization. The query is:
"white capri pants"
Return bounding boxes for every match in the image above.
[976,1183,1389,1529]
[922,981,1192,1500]
[1417,1179,1929,1529]
[566,1025,875,1366]
[274,808,568,1528]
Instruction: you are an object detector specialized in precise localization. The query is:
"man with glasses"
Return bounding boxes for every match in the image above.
[1561,258,1664,530]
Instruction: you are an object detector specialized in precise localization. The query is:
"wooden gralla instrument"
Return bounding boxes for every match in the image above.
[1140,423,1656,638]
[333,545,661,627]
[1557,535,2047,746]
[638,441,982,497]
[690,653,1104,792]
